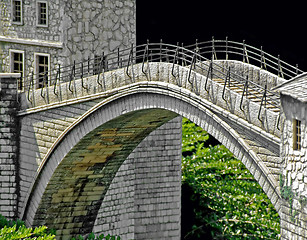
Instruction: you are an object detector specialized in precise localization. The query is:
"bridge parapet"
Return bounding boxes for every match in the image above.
[209,60,286,89]
[186,38,303,79]
[19,60,282,140]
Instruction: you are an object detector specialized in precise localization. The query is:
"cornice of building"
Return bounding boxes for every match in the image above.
[0,35,63,48]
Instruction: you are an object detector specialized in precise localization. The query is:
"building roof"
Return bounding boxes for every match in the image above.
[274,72,307,102]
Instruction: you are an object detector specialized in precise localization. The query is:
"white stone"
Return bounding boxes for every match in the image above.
[299,183,304,192]
[292,171,297,180]
[109,40,121,51]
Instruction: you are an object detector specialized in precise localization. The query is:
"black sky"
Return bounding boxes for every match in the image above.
[136,1,307,70]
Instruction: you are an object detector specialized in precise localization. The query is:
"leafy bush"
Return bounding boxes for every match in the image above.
[0,215,119,240]
[0,214,55,239]
[181,118,280,239]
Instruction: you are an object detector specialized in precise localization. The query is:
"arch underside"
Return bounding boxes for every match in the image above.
[32,108,178,237]
[24,84,281,238]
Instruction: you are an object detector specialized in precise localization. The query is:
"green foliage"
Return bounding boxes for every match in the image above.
[0,214,55,239]
[279,173,301,223]
[0,215,119,240]
[182,118,280,239]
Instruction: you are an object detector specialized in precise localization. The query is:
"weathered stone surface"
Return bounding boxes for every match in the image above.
[0,0,136,86]
[92,117,182,239]
[278,92,307,239]
[0,75,19,220]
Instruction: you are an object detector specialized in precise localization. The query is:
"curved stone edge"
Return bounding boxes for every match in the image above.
[21,82,282,225]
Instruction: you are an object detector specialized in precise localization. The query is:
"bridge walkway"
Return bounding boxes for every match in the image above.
[212,77,280,113]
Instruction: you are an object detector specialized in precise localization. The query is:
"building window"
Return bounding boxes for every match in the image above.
[36,1,48,27]
[293,119,302,151]
[12,0,23,24]
[35,53,50,89]
[10,50,24,91]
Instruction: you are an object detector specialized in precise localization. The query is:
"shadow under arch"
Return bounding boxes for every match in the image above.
[21,82,282,238]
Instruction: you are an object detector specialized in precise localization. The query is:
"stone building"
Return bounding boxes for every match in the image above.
[276,74,307,238]
[0,0,136,91]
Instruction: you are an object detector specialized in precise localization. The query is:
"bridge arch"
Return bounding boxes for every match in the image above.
[21,82,281,238]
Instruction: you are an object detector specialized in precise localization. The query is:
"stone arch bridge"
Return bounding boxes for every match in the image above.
[0,40,305,239]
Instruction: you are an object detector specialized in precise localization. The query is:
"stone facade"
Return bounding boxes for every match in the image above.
[0,74,20,220]
[276,74,307,239]
[0,0,136,89]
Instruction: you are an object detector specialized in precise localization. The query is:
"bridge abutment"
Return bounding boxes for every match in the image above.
[278,79,307,239]
[0,74,20,220]
[92,117,182,239]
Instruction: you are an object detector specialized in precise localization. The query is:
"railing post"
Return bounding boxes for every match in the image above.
[27,71,34,104]
[258,84,267,122]
[54,65,59,96]
[187,53,196,85]
[97,52,106,90]
[260,46,267,70]
[97,53,103,82]
[87,56,90,76]
[182,43,187,66]
[160,39,162,62]
[81,61,87,90]
[126,44,135,82]
[40,72,46,99]
[40,72,49,103]
[225,36,229,60]
[117,48,120,68]
[142,42,149,74]
[205,59,213,92]
[243,40,249,64]
[53,65,62,101]
[69,60,76,94]
[195,39,199,54]
[171,45,179,78]
[212,36,217,60]
[142,41,151,80]
[222,66,231,101]
[278,55,284,78]
[240,76,249,111]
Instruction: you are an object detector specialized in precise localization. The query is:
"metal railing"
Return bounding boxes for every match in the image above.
[20,39,302,117]
[185,37,303,79]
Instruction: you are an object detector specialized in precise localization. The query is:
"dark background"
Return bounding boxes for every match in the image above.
[136,1,307,71]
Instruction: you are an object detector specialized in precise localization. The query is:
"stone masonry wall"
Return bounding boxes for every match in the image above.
[280,95,307,239]
[0,0,136,87]
[63,0,136,65]
[0,74,19,220]
[18,98,102,217]
[0,0,64,77]
[92,117,182,240]
[0,0,63,41]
